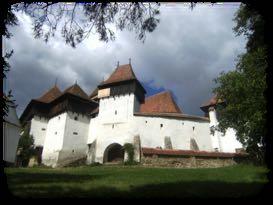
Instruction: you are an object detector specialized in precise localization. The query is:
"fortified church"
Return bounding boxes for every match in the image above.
[20,63,243,167]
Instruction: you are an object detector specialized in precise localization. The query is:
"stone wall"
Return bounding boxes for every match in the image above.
[141,155,237,168]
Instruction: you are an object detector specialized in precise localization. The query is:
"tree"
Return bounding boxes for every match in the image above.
[17,128,36,167]
[13,2,161,47]
[213,3,267,163]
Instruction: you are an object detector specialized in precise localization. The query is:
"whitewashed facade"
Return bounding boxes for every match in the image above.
[22,64,243,167]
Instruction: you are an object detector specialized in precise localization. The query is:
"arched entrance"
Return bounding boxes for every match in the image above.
[103,143,124,163]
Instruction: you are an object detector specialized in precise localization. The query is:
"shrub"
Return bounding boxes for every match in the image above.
[123,143,139,165]
[17,129,36,167]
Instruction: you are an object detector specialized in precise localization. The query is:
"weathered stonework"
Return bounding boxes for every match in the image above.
[141,155,237,168]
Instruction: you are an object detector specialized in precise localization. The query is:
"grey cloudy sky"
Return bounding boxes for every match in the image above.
[4,3,246,117]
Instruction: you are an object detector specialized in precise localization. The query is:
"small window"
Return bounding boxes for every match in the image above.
[73,132,78,135]
[182,122,184,125]
[193,126,195,131]
[55,132,57,135]
[160,124,163,128]
[72,149,75,153]
[112,124,114,129]
[145,121,147,124]
[41,128,46,131]
[115,110,117,115]
[74,116,78,121]
[58,116,60,120]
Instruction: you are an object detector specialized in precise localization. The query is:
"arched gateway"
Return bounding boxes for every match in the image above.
[103,143,124,163]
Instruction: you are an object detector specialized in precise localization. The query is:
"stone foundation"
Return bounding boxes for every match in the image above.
[141,155,237,168]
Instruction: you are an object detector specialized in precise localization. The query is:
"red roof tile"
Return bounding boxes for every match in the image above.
[100,64,136,86]
[140,91,182,114]
[35,85,62,103]
[63,84,89,99]
[142,147,248,158]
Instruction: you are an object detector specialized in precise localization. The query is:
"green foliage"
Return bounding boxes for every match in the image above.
[17,129,36,167]
[123,143,138,165]
[213,3,266,164]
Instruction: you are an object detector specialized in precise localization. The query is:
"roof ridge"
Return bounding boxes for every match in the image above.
[146,90,170,99]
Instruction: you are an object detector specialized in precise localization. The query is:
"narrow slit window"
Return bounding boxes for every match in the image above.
[115,110,117,115]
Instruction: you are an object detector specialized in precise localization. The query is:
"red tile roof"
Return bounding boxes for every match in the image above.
[63,84,89,99]
[140,91,182,114]
[100,64,137,86]
[142,147,248,158]
[35,85,62,103]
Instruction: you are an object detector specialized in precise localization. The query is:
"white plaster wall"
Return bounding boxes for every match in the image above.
[88,115,213,163]
[209,108,243,152]
[58,111,90,164]
[88,118,135,163]
[42,113,67,167]
[3,122,21,163]
[29,115,48,147]
[98,93,136,124]
[133,116,213,151]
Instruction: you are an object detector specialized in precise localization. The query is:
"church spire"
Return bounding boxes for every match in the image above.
[54,78,58,87]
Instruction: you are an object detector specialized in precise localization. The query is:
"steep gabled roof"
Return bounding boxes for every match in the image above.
[140,91,182,114]
[63,83,89,100]
[35,85,62,103]
[100,64,137,86]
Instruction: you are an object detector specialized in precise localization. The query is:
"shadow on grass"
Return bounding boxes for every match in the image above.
[7,179,266,198]
[6,172,103,185]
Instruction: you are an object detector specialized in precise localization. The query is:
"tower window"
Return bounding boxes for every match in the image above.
[182,122,184,125]
[145,121,147,124]
[58,116,60,120]
[115,110,117,115]
[112,124,114,129]
[41,128,46,131]
[160,124,163,128]
[193,126,195,131]
[73,132,78,135]
[55,132,57,135]
[74,116,78,121]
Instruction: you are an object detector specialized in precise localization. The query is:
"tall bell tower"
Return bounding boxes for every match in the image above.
[96,63,146,124]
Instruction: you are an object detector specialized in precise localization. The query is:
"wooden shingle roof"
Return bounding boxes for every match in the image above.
[140,91,182,114]
[100,64,137,86]
[35,85,62,103]
[63,83,89,100]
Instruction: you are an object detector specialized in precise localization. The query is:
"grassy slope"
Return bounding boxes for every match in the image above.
[4,165,269,198]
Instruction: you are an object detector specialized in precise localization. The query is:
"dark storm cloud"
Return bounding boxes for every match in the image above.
[4,3,246,117]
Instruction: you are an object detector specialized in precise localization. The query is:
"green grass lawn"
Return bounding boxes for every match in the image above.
[4,164,269,198]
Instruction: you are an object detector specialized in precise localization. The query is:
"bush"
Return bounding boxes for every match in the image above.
[17,130,36,167]
[123,143,138,166]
